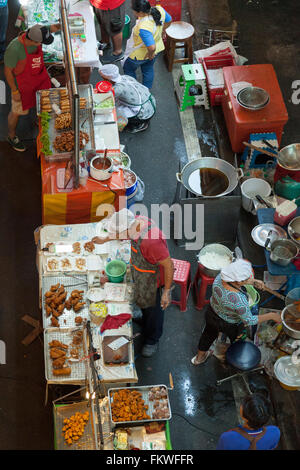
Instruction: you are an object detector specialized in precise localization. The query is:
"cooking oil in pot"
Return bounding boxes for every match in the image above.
[188,168,229,196]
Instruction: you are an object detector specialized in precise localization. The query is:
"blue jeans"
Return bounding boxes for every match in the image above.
[123,56,156,89]
[0,4,8,60]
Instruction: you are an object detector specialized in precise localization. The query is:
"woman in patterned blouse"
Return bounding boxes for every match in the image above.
[191,259,282,365]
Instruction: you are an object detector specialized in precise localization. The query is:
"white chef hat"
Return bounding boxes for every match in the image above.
[220,259,253,282]
[98,64,121,83]
[106,208,136,234]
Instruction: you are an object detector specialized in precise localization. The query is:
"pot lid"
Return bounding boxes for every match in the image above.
[273,356,300,387]
[251,223,287,247]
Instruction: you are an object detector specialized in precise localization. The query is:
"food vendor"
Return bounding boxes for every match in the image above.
[4,23,60,152]
[191,259,282,365]
[98,64,156,133]
[92,208,174,357]
[217,393,280,450]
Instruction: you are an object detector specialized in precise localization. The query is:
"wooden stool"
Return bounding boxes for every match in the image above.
[165,21,195,72]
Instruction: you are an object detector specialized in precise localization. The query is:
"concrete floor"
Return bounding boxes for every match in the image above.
[0,0,299,451]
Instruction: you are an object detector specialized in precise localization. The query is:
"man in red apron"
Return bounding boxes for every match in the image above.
[93,208,174,357]
[4,23,60,152]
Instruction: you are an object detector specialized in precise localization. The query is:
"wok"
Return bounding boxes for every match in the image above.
[226,341,261,371]
[176,157,243,198]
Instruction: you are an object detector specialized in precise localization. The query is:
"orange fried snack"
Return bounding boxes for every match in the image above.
[62,411,89,446]
[110,389,151,423]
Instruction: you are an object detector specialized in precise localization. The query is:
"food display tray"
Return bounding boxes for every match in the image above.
[53,400,99,450]
[44,327,88,384]
[42,274,89,329]
[45,256,87,273]
[108,385,172,425]
[37,85,95,162]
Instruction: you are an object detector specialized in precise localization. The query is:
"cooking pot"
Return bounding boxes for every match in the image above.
[288,216,300,247]
[90,156,113,181]
[281,306,300,339]
[269,238,299,266]
[197,243,233,278]
[176,157,243,198]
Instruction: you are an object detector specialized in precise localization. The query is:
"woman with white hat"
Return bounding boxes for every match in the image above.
[99,63,156,133]
[191,259,282,365]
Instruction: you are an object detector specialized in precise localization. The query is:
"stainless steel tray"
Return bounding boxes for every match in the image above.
[42,274,89,329]
[37,85,95,162]
[44,327,88,384]
[108,385,172,425]
[251,223,287,247]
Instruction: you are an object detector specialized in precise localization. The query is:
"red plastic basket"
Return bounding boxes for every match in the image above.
[202,55,236,106]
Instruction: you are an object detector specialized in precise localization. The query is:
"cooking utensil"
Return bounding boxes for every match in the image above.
[64,160,74,189]
[251,223,287,247]
[237,86,270,110]
[269,238,299,266]
[226,340,261,371]
[281,306,300,339]
[255,194,273,208]
[243,142,300,171]
[197,243,233,277]
[176,157,243,198]
[288,217,300,245]
[273,356,300,390]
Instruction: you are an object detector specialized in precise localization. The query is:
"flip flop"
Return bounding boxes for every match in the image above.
[191,350,211,365]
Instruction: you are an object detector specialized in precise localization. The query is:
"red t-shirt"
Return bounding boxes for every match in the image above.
[90,0,125,10]
[133,216,170,287]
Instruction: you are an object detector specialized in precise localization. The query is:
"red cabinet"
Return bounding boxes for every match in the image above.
[222,64,288,153]
[149,0,182,21]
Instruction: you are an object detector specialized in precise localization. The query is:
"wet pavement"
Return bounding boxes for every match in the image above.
[0,0,300,451]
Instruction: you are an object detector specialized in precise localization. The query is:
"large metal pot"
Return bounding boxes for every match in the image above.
[288,216,300,246]
[176,157,243,198]
[90,156,113,181]
[281,306,300,339]
[269,238,299,266]
[197,243,233,277]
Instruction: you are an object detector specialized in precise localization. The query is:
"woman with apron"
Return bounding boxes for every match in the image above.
[191,259,282,365]
[99,63,156,132]
[122,0,172,89]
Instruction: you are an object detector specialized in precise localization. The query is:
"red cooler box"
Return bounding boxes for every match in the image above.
[222,64,288,153]
[149,0,182,21]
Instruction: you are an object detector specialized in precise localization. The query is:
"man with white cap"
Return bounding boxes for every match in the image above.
[93,209,174,357]
[4,23,60,151]
[98,64,156,133]
[191,259,282,365]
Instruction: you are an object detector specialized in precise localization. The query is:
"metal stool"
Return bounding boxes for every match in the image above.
[193,265,215,310]
[216,341,264,392]
[171,258,192,312]
[165,21,195,72]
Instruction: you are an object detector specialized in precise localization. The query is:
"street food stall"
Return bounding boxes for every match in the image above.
[35,219,173,450]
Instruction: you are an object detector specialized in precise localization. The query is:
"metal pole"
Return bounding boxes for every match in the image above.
[60,0,80,188]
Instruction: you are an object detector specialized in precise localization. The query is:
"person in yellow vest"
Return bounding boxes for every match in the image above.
[122,0,172,88]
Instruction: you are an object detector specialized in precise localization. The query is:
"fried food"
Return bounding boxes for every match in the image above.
[110,389,151,423]
[45,305,52,317]
[49,340,68,350]
[62,411,89,446]
[55,112,72,130]
[52,357,66,369]
[53,131,89,153]
[75,258,86,271]
[53,367,71,376]
[50,348,66,359]
[51,316,59,327]
[72,242,81,254]
[75,316,83,325]
[73,302,85,312]
[84,241,95,253]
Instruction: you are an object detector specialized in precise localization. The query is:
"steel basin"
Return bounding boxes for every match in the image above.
[281,306,300,340]
[269,238,298,266]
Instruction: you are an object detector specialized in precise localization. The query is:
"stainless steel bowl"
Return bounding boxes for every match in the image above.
[237,86,270,110]
[281,306,300,339]
[197,243,233,278]
[269,238,298,266]
[288,216,300,247]
[277,143,300,171]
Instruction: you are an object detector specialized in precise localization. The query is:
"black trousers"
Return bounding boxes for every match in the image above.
[141,288,164,345]
[198,305,245,351]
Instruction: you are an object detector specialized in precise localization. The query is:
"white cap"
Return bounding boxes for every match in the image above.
[220,259,253,282]
[106,209,136,234]
[99,64,121,83]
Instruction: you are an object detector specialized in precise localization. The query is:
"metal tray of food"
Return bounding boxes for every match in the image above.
[44,327,88,384]
[42,274,89,329]
[108,385,172,425]
[37,85,95,162]
[102,335,130,366]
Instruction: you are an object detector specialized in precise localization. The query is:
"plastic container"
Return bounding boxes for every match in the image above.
[123,169,138,196]
[241,178,271,213]
[274,200,297,226]
[123,14,131,39]
[79,167,88,186]
[202,55,236,106]
[105,260,127,283]
[96,80,114,94]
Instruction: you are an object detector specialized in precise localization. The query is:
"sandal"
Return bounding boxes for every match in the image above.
[191,350,211,365]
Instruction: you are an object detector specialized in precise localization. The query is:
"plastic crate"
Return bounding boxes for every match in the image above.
[202,55,236,106]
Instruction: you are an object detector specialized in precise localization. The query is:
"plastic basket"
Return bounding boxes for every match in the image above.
[202,55,236,106]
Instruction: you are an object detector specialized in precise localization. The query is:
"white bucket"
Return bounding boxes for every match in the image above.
[241,178,271,213]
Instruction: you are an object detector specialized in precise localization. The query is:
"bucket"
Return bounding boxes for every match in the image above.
[127,185,138,208]
[123,15,131,39]
[123,168,138,196]
[105,260,127,283]
[241,178,271,213]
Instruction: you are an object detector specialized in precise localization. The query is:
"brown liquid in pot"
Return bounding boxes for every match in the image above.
[198,168,229,196]
[92,157,111,170]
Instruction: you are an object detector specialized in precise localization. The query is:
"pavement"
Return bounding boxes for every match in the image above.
[0,0,299,451]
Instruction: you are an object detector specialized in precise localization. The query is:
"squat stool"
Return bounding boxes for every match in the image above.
[165,21,195,72]
[171,258,192,312]
[193,265,214,310]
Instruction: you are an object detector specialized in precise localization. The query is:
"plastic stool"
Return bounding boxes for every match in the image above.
[193,265,215,310]
[171,258,191,312]
[165,21,195,72]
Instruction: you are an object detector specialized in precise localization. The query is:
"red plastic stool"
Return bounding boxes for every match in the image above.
[171,258,192,312]
[193,265,215,310]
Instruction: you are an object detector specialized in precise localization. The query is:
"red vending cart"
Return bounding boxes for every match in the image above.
[149,0,182,21]
[222,64,288,153]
